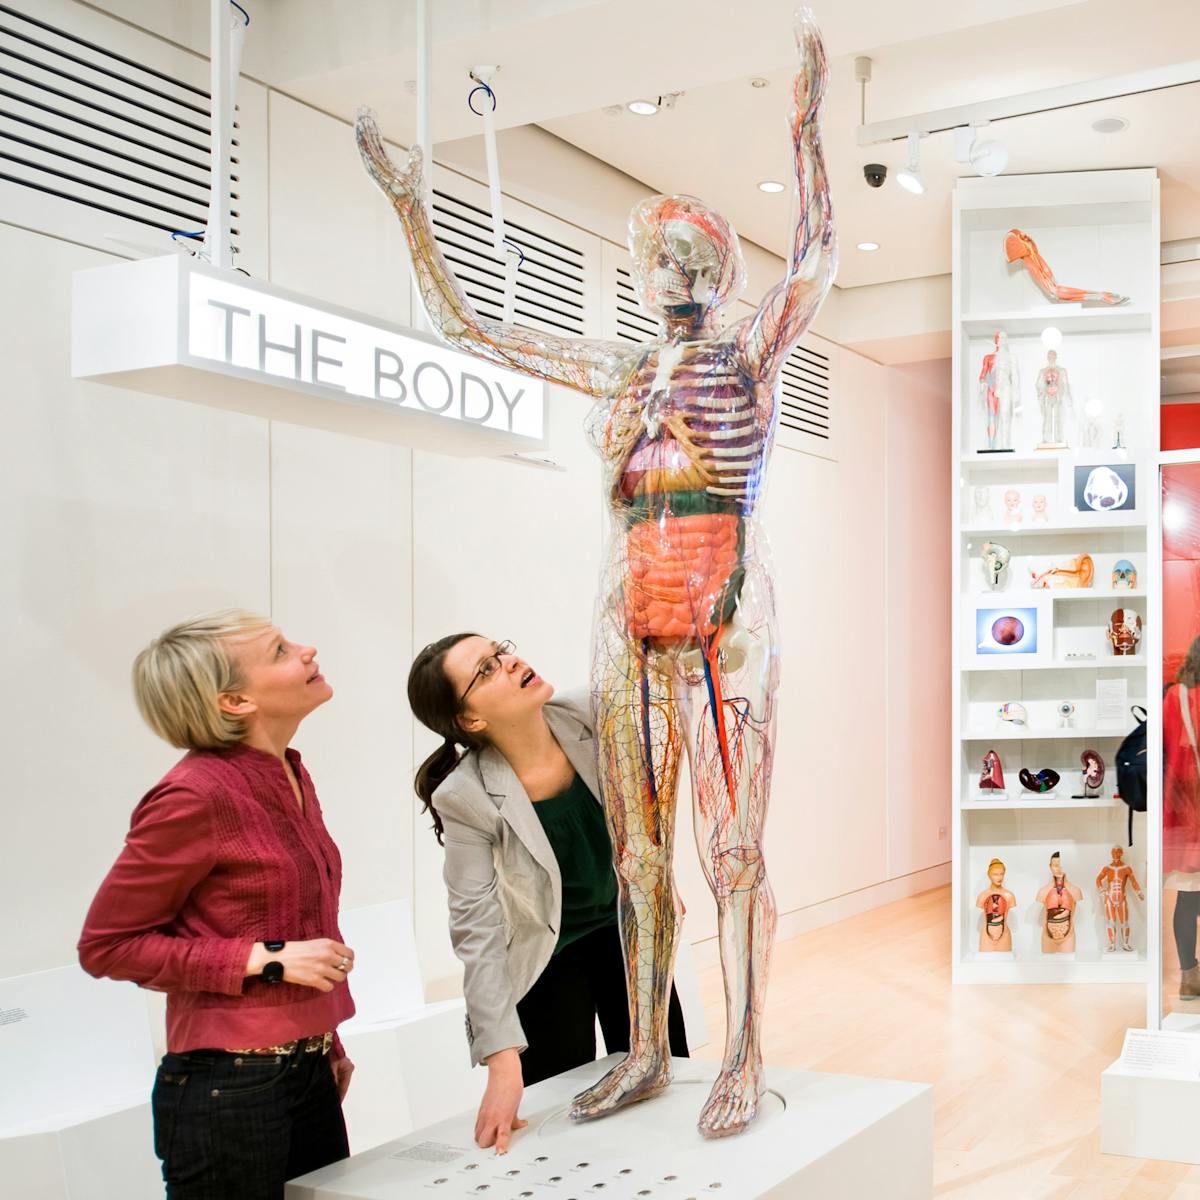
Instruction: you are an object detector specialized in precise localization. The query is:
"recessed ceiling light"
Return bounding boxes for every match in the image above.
[857,241,880,252]
[627,100,658,116]
[750,77,770,89]
[1092,116,1128,134]
[758,180,786,193]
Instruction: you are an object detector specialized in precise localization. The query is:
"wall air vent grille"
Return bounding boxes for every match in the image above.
[0,2,238,245]
[614,266,660,343]
[430,187,587,337]
[776,338,833,458]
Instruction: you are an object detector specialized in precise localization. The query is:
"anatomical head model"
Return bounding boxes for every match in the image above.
[977,857,1016,952]
[1029,553,1094,590]
[1036,851,1083,954]
[1005,229,1128,306]
[1107,608,1143,657]
[357,13,836,1139]
[1096,846,1144,952]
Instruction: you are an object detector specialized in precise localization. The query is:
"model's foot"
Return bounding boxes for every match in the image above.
[1105,942,1116,954]
[1121,932,1134,952]
[569,1050,672,1121]
[697,1064,764,1139]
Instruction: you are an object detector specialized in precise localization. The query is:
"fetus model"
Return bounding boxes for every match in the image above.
[1095,846,1144,952]
[976,857,1017,952]
[1036,851,1083,953]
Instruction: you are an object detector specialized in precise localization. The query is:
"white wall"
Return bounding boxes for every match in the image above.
[1,3,950,1012]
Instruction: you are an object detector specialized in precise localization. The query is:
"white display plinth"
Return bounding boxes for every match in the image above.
[1101,1028,1200,1164]
[287,1055,933,1200]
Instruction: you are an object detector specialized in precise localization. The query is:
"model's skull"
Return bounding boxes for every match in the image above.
[1083,466,1129,511]
[1111,559,1137,589]
[1107,607,1142,655]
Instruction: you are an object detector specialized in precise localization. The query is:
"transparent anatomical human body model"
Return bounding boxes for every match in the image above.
[1036,852,1083,953]
[1095,845,1144,952]
[1004,229,1129,305]
[356,13,835,1141]
[978,332,1018,451]
[1035,350,1072,448]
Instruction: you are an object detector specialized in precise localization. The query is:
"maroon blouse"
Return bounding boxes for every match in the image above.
[78,743,354,1054]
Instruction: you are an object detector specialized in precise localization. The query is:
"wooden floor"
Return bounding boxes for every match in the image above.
[692,884,1198,1200]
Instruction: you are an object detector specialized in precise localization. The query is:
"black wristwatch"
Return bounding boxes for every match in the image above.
[261,941,285,985]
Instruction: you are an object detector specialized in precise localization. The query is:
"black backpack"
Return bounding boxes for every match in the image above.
[1115,705,1148,846]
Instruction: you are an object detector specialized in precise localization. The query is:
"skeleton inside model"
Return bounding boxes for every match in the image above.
[978,332,1018,452]
[1035,349,1072,449]
[356,13,836,1140]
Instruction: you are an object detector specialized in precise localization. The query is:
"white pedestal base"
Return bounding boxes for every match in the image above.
[1102,1062,1200,1164]
[288,1055,932,1200]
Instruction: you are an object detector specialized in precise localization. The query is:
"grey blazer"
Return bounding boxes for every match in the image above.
[431,689,602,1067]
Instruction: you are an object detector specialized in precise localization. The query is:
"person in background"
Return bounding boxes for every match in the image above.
[79,609,355,1199]
[1165,636,1200,998]
[408,634,688,1154]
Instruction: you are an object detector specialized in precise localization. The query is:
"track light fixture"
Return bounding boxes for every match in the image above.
[896,132,925,195]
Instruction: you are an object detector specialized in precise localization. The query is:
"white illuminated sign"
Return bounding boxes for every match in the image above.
[187,273,540,439]
[71,255,547,454]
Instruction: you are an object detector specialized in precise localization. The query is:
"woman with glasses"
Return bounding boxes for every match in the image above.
[407,634,687,1154]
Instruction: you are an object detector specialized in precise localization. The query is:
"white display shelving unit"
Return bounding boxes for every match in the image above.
[951,170,1160,985]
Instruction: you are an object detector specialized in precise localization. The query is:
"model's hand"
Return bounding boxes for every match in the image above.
[331,1054,355,1102]
[244,939,355,992]
[791,8,828,126]
[356,108,424,209]
[476,1048,527,1154]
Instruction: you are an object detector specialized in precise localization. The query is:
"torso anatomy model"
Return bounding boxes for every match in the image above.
[1095,846,1144,952]
[976,858,1017,952]
[978,332,1018,452]
[356,14,836,1140]
[1036,852,1083,954]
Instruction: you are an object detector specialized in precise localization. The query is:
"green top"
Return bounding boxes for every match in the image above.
[532,772,618,953]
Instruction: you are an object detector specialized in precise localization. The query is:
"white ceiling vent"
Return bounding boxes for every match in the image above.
[614,265,660,343]
[776,338,836,461]
[430,186,588,337]
[0,2,238,244]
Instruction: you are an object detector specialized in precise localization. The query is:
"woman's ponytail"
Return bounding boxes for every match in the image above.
[407,633,485,845]
[414,738,461,845]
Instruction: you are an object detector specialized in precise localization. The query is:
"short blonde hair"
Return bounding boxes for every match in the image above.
[132,608,273,751]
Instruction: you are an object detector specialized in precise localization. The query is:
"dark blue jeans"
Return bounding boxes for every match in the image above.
[151,1045,349,1199]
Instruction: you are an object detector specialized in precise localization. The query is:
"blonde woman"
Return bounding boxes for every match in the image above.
[79,610,356,1200]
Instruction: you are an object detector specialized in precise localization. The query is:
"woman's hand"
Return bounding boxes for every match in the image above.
[331,1054,355,1102]
[244,939,355,991]
[475,1047,527,1154]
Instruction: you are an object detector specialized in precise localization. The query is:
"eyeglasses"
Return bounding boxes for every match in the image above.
[459,640,515,703]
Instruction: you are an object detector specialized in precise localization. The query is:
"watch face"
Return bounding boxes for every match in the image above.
[262,961,285,984]
[263,940,285,952]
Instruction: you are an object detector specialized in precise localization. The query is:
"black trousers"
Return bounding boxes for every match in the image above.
[515,920,689,1087]
[151,1044,348,1199]
[1175,890,1200,971]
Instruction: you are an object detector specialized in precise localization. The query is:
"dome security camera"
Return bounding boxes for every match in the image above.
[863,163,887,188]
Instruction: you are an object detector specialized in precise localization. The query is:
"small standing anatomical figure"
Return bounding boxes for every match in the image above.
[1096,846,1144,952]
[979,750,1005,792]
[356,13,837,1139]
[1004,229,1129,305]
[978,332,1019,451]
[1035,350,1072,449]
[977,858,1017,952]
[1037,851,1084,953]
[1107,608,1143,656]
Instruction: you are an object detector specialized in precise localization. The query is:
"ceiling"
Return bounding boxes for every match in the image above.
[107,0,1200,292]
